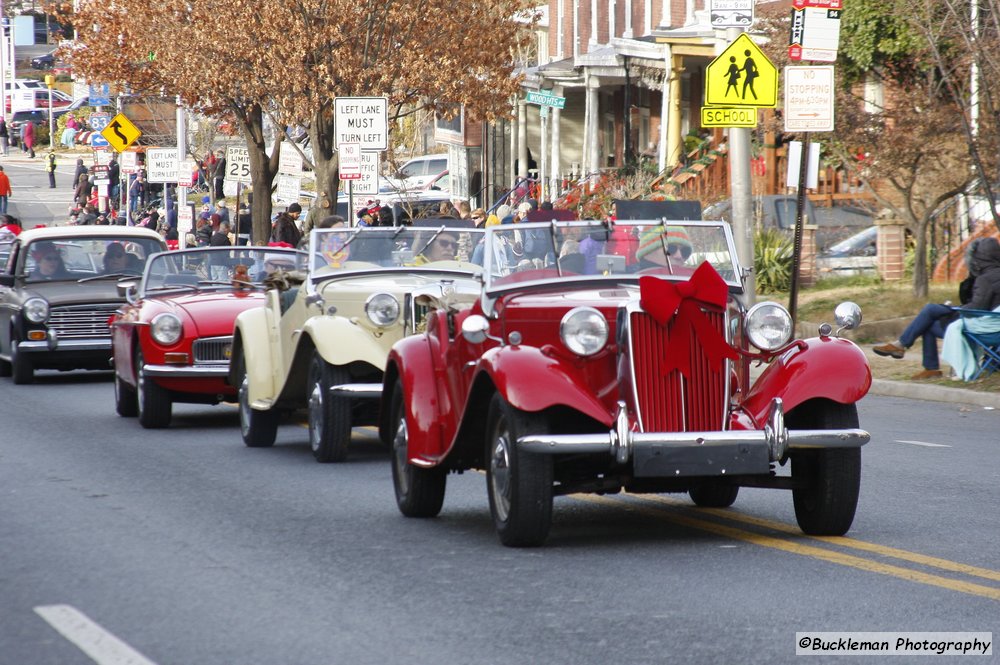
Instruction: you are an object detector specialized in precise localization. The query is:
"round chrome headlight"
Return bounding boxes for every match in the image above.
[23,297,50,324]
[150,313,183,345]
[745,302,793,351]
[365,292,400,327]
[560,307,609,357]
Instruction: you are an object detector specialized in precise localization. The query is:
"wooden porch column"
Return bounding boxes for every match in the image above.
[876,210,906,282]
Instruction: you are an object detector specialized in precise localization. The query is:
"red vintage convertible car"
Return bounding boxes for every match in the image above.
[381,220,872,547]
[111,246,306,428]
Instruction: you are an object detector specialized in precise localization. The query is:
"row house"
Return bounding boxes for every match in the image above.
[443,0,753,206]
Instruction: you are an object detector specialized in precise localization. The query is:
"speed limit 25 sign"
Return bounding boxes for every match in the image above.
[225,145,252,184]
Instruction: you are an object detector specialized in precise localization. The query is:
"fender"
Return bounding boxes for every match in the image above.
[304,316,388,372]
[743,336,871,425]
[383,336,447,464]
[232,306,278,406]
[477,345,613,427]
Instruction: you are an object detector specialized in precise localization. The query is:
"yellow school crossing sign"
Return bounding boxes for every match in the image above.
[704,34,777,108]
[101,113,142,152]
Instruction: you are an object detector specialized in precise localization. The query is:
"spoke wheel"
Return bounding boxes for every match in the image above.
[390,379,445,517]
[307,353,351,463]
[114,369,138,417]
[11,339,33,385]
[788,400,862,536]
[485,394,553,547]
[136,349,171,428]
[238,355,278,448]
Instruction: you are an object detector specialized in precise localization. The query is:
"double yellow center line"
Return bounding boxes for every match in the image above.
[572,494,1000,602]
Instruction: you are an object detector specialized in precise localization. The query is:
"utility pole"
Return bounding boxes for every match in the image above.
[726,26,756,305]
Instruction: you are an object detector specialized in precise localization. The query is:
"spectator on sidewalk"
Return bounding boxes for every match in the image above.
[235,203,252,246]
[62,115,79,148]
[211,150,226,200]
[22,121,35,158]
[0,166,11,214]
[0,117,9,156]
[873,237,1000,379]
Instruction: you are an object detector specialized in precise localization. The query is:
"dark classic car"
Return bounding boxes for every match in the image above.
[381,220,872,547]
[111,246,307,429]
[0,226,166,384]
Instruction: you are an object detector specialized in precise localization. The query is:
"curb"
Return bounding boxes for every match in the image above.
[869,379,1000,408]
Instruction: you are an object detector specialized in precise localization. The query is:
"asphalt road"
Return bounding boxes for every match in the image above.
[1,371,998,665]
[4,155,74,228]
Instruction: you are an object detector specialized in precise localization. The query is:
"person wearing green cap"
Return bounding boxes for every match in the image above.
[633,225,693,272]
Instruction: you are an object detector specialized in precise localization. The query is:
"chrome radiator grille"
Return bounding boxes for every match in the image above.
[48,304,118,339]
[192,336,233,364]
[628,309,728,433]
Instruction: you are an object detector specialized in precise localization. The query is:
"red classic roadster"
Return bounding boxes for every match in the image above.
[380,220,872,547]
[111,246,306,428]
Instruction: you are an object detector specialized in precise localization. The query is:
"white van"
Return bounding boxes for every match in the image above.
[392,154,448,188]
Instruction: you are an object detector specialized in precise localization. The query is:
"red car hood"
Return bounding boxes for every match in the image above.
[165,291,266,337]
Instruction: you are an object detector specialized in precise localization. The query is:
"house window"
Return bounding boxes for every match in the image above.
[435,105,463,137]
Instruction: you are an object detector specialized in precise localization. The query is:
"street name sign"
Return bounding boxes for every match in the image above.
[784,66,835,132]
[701,106,758,127]
[225,145,252,184]
[789,0,842,62]
[100,113,141,152]
[705,34,778,108]
[709,0,753,28]
[145,148,178,184]
[526,90,567,109]
[334,97,388,151]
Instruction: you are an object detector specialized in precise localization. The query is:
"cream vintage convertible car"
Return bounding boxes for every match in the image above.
[229,224,484,462]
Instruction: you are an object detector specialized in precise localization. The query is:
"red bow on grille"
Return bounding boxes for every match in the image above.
[638,262,738,378]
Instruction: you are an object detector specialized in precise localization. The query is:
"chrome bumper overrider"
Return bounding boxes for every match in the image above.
[17,339,112,353]
[517,398,870,478]
[142,364,230,378]
[329,383,383,399]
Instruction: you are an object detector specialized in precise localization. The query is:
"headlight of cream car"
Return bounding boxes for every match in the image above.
[745,302,793,351]
[365,292,400,327]
[23,297,50,324]
[150,313,183,345]
[560,307,608,356]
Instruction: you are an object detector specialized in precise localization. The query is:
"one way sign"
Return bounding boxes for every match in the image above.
[101,113,143,152]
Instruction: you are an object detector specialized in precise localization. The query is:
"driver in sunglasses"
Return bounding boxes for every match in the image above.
[414,231,459,264]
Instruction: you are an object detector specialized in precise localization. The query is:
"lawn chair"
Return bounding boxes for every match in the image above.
[957,309,1000,381]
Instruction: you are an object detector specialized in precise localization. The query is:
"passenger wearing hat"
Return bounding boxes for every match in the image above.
[633,225,694,273]
[271,204,303,247]
[214,199,230,226]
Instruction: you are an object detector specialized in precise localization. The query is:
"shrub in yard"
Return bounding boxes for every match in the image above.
[755,227,794,293]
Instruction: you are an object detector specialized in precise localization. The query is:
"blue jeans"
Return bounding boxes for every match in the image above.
[0,195,7,214]
[899,303,955,370]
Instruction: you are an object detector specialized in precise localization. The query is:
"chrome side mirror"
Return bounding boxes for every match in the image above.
[834,301,862,331]
[117,280,138,304]
[461,314,490,344]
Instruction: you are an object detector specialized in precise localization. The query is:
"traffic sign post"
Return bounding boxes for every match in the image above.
[784,66,835,132]
[89,113,111,149]
[789,0,842,62]
[333,97,388,151]
[224,145,252,184]
[704,34,778,108]
[101,113,142,153]
[709,0,754,28]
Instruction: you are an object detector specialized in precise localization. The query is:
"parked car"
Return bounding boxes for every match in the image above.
[816,226,878,277]
[384,154,449,190]
[10,108,69,137]
[229,225,484,462]
[111,246,307,428]
[31,51,56,69]
[0,226,167,384]
[381,220,872,547]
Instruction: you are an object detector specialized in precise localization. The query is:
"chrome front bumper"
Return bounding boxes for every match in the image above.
[17,339,112,353]
[517,398,870,478]
[142,364,230,378]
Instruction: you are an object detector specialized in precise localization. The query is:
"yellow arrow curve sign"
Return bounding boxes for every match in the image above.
[101,113,142,153]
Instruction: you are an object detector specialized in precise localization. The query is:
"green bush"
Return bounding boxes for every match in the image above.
[754,227,794,294]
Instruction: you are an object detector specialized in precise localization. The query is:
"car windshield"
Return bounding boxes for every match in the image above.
[482,220,743,291]
[23,236,165,283]
[308,226,484,275]
[141,247,307,295]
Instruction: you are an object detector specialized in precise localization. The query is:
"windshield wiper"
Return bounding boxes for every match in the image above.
[77,272,137,283]
[415,226,446,257]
